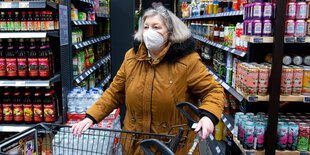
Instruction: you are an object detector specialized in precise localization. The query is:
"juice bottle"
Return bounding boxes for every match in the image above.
[40,11,46,31]
[27,11,34,31]
[46,38,54,77]
[50,83,59,119]
[3,91,13,123]
[214,21,220,42]
[39,39,50,79]
[43,92,55,122]
[14,11,20,31]
[13,91,23,123]
[48,11,54,31]
[7,12,14,31]
[0,39,6,79]
[28,39,38,79]
[0,12,7,31]
[55,12,59,30]
[220,22,225,43]
[23,91,33,123]
[34,11,41,31]
[6,39,17,79]
[33,89,43,123]
[17,39,28,79]
[20,11,27,31]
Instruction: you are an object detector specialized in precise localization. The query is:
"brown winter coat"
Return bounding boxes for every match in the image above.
[87,38,225,154]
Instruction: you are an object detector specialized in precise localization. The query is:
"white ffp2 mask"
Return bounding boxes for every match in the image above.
[143,29,166,51]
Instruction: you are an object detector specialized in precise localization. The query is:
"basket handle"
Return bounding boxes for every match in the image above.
[140,139,174,155]
[176,102,200,130]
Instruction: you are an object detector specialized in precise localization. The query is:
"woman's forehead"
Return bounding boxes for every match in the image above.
[144,15,164,25]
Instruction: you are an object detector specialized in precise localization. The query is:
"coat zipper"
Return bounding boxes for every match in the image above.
[150,65,156,130]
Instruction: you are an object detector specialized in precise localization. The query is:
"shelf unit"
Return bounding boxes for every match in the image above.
[182,10,243,20]
[0,124,35,132]
[72,20,98,25]
[193,35,246,57]
[0,1,58,9]
[73,35,110,49]
[0,31,59,39]
[0,74,60,87]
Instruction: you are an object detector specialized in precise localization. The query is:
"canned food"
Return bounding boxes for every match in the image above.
[247,20,253,35]
[255,121,266,150]
[304,55,310,65]
[288,122,299,150]
[239,115,249,142]
[277,122,289,150]
[296,2,307,19]
[302,66,310,95]
[283,55,292,65]
[295,20,306,37]
[253,20,262,36]
[297,123,309,151]
[263,3,273,19]
[252,3,263,19]
[244,121,255,149]
[287,2,297,19]
[292,66,303,95]
[281,66,294,95]
[258,66,269,95]
[226,68,233,85]
[293,56,303,66]
[263,20,272,36]
[234,112,245,137]
[247,66,259,95]
[306,20,310,36]
[285,20,295,36]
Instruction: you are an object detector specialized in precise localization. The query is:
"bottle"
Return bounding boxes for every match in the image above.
[28,39,39,79]
[54,12,59,30]
[293,55,303,66]
[0,39,6,79]
[34,11,41,31]
[17,39,28,79]
[33,90,43,123]
[40,11,46,31]
[48,11,54,31]
[13,91,23,123]
[75,91,84,114]
[43,92,55,122]
[38,38,50,79]
[304,55,310,65]
[6,39,17,79]
[46,38,54,76]
[14,11,20,31]
[214,22,220,42]
[52,134,61,155]
[226,134,233,155]
[67,91,76,114]
[50,83,59,119]
[0,12,7,31]
[3,91,13,123]
[23,91,33,124]
[220,22,225,43]
[7,12,14,31]
[20,11,27,31]
[27,11,34,31]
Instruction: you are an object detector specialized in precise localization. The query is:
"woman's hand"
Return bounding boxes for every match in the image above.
[194,116,214,141]
[71,117,93,137]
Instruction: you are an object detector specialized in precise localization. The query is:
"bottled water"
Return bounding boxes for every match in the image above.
[85,91,92,112]
[75,91,85,114]
[67,91,76,114]
[53,134,61,155]
[92,91,101,105]
[60,135,72,155]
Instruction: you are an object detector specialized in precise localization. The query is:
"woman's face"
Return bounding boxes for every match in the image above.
[143,15,169,43]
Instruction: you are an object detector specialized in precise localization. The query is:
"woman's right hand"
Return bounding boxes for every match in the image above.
[71,117,93,137]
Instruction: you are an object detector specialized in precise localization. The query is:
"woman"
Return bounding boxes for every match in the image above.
[71,6,225,154]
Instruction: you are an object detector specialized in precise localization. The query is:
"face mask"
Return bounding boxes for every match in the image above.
[143,29,166,51]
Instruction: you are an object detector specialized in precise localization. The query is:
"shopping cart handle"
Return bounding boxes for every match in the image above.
[176,102,200,129]
[140,139,174,155]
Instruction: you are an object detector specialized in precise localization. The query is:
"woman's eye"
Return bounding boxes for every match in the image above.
[144,26,149,29]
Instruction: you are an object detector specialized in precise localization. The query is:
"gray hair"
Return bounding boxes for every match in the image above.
[134,6,191,43]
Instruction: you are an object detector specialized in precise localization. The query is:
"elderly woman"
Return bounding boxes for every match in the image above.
[72,6,224,154]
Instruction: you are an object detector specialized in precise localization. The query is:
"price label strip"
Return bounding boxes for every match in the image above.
[248,96,258,102]
[304,97,310,103]
[19,2,29,8]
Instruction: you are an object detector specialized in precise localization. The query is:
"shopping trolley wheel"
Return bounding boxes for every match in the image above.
[140,139,174,155]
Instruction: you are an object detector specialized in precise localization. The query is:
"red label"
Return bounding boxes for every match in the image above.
[43,104,55,122]
[39,57,49,77]
[27,21,34,31]
[23,103,33,122]
[6,58,17,77]
[0,57,6,77]
[13,103,23,122]
[28,57,38,77]
[3,103,13,121]
[33,104,43,122]
[17,58,27,77]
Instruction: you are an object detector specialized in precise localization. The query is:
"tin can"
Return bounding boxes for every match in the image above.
[297,123,309,151]
[239,115,249,142]
[263,20,273,36]
[243,64,249,93]
[292,66,303,95]
[304,56,310,65]
[246,112,255,117]
[263,3,273,19]
[281,66,294,95]
[234,112,244,137]
[247,20,253,35]
[306,20,310,36]
[293,56,303,66]
[252,3,263,19]
[258,66,269,95]
[253,20,262,36]
[285,20,295,36]
[295,20,306,37]
[283,55,292,65]
[254,121,266,150]
[244,121,255,149]
[257,112,265,117]
[226,68,233,85]
[296,2,307,19]
[247,66,259,95]
[286,2,297,19]
[288,122,299,150]
[302,66,310,95]
[277,122,289,150]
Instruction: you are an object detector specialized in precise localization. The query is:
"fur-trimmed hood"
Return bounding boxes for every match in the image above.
[133,37,196,63]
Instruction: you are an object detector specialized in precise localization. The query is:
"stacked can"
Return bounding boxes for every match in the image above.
[285,0,308,37]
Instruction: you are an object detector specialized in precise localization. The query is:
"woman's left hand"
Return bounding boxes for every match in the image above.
[194,116,215,141]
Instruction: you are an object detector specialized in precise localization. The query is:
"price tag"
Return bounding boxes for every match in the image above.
[227,123,232,129]
[75,79,80,83]
[19,2,29,8]
[253,37,263,43]
[296,37,305,43]
[224,47,229,51]
[222,117,227,123]
[221,82,230,90]
[83,42,87,47]
[248,96,258,102]
[80,76,84,81]
[97,64,100,67]
[2,2,12,8]
[304,97,310,103]
[241,52,246,57]
[246,151,255,155]
[209,134,215,141]
[16,81,26,87]
[89,68,93,72]
[85,72,89,76]
[299,152,309,155]
[216,146,221,153]
[92,66,95,70]
[285,37,295,43]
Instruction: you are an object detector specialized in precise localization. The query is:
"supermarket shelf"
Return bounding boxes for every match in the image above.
[0,74,60,87]
[193,35,246,57]
[241,35,310,43]
[221,113,235,133]
[74,54,111,84]
[72,20,98,25]
[96,74,111,88]
[238,91,310,103]
[0,1,58,9]
[73,35,110,49]
[74,0,95,5]
[0,124,35,132]
[208,134,225,155]
[182,10,243,20]
[96,13,110,18]
[0,31,59,39]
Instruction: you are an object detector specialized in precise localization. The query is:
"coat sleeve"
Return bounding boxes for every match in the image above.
[186,53,225,123]
[86,50,131,123]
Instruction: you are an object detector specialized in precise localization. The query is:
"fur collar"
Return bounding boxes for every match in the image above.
[133,37,196,63]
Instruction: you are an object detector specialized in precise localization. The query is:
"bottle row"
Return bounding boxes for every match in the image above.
[71,4,96,21]
[0,86,59,124]
[0,11,59,32]
[0,38,55,80]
